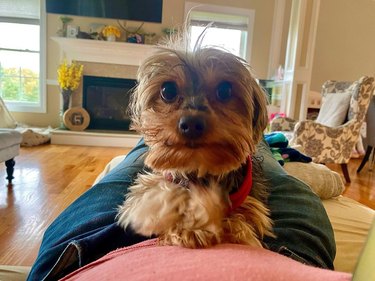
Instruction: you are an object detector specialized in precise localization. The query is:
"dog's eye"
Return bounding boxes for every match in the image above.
[216,81,232,102]
[160,81,178,103]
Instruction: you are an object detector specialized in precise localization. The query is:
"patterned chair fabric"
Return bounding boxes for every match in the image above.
[269,76,375,182]
[270,117,297,132]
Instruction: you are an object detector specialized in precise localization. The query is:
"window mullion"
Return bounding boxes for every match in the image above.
[17,66,22,101]
[239,31,247,59]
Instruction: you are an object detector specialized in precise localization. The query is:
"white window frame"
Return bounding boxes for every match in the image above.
[184,2,255,63]
[0,1,46,113]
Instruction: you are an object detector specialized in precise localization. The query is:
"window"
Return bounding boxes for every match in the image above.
[185,2,254,61]
[0,0,46,112]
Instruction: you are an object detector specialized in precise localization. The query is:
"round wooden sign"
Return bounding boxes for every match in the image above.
[63,107,90,131]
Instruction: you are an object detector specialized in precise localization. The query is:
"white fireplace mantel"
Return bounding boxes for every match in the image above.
[51,37,157,66]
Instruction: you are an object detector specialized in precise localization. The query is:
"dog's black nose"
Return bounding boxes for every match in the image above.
[179,115,206,139]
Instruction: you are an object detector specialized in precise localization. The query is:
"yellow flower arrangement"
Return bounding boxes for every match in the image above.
[102,25,121,38]
[57,60,84,91]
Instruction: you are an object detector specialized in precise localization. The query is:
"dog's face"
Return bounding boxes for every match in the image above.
[130,47,268,176]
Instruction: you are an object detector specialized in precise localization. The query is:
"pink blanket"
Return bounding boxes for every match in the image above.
[61,239,351,281]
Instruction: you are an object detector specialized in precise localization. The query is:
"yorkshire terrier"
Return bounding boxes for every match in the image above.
[117,35,274,248]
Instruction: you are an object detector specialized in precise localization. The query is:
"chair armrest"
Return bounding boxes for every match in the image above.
[293,120,359,163]
[270,117,298,132]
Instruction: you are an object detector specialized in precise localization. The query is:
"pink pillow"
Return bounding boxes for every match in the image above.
[61,239,351,281]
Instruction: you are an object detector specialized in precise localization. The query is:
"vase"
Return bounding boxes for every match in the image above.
[60,89,72,129]
[106,34,116,42]
[61,89,72,113]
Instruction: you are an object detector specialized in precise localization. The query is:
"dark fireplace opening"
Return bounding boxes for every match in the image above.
[82,75,137,131]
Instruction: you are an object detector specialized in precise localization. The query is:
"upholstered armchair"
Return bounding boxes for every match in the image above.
[270,76,375,183]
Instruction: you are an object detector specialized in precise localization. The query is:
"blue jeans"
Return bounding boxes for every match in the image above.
[27,139,335,280]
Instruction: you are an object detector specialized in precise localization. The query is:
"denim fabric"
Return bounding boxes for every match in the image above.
[257,143,335,269]
[27,139,335,280]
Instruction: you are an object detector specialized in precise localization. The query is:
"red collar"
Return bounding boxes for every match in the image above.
[229,156,253,211]
[164,156,253,212]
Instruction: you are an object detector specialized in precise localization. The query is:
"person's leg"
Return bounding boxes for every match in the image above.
[27,140,150,281]
[257,140,335,269]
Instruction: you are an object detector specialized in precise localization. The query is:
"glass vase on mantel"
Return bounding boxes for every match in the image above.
[60,89,72,129]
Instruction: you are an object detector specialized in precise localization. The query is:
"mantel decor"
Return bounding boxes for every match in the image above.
[102,25,121,42]
[58,16,73,37]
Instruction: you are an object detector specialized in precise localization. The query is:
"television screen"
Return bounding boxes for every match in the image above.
[46,0,163,23]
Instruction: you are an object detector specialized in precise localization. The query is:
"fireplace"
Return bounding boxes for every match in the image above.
[82,75,137,131]
[51,38,154,147]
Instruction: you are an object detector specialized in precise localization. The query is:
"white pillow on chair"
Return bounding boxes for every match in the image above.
[316,91,352,127]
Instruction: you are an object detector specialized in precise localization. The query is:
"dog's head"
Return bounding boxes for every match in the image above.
[130,45,268,176]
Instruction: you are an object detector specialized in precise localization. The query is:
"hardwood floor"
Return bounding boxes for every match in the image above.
[0,144,374,267]
[327,159,375,209]
[0,144,130,266]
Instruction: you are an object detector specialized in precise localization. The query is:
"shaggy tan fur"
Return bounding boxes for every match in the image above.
[117,35,274,248]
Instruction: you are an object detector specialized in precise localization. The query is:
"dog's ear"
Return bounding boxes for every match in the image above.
[251,81,269,144]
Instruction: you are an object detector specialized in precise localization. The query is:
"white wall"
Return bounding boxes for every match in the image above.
[311,0,375,91]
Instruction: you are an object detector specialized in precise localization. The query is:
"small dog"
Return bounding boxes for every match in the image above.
[117,36,274,248]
